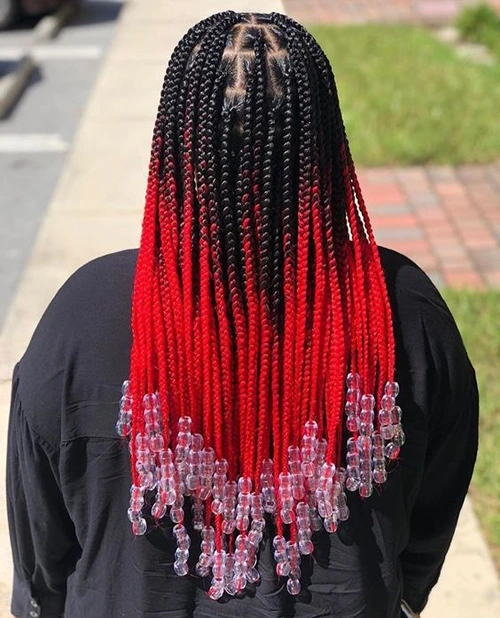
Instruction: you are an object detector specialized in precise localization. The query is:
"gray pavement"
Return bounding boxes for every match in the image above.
[0,0,123,329]
[0,1,498,617]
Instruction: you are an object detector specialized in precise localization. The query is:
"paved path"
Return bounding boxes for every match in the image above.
[0,0,124,329]
[284,0,500,25]
[360,165,500,288]
[0,1,498,617]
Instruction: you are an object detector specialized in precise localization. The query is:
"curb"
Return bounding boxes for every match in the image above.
[0,54,35,119]
[0,1,79,119]
[33,0,79,43]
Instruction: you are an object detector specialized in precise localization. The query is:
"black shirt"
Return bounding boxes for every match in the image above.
[6,247,479,618]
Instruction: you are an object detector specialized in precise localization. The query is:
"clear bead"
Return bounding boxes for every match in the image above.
[346,388,361,404]
[347,437,358,453]
[316,438,327,460]
[304,420,319,437]
[378,409,391,426]
[127,508,141,523]
[296,502,308,519]
[336,467,347,485]
[346,415,359,432]
[359,482,373,498]
[299,539,313,555]
[175,547,189,562]
[338,505,350,521]
[373,468,387,484]
[280,508,294,524]
[372,431,384,447]
[385,442,400,460]
[121,380,131,396]
[191,433,204,451]
[346,476,360,492]
[347,372,362,389]
[380,424,395,440]
[287,577,301,595]
[208,583,224,600]
[393,427,406,446]
[135,434,149,449]
[381,394,396,412]
[143,393,157,410]
[170,507,184,523]
[246,567,260,583]
[384,381,400,397]
[276,561,291,576]
[116,420,130,437]
[324,516,338,533]
[151,502,166,520]
[238,476,252,494]
[360,409,375,424]
[361,393,375,411]
[178,416,192,432]
[196,564,210,578]
[150,434,165,452]
[222,518,236,534]
[359,422,374,437]
[132,518,147,535]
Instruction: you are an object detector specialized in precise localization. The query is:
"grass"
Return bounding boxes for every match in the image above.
[309,25,500,165]
[456,3,500,58]
[441,288,500,570]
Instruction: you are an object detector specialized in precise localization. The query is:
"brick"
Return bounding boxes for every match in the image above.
[463,236,499,250]
[408,193,441,208]
[432,243,466,258]
[470,248,500,271]
[418,1,460,24]
[458,165,487,182]
[443,270,485,289]
[368,203,412,215]
[408,253,439,270]
[442,256,475,270]
[427,165,457,181]
[417,208,449,222]
[485,270,500,287]
[434,182,467,198]
[373,227,423,241]
[370,214,419,228]
[359,168,397,184]
[364,183,407,205]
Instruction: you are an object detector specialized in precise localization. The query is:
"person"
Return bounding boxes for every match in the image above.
[6,11,478,618]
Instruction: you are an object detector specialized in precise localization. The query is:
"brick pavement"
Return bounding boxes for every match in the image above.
[284,0,500,25]
[359,164,500,288]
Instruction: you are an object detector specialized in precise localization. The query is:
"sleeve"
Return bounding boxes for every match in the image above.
[400,327,479,612]
[6,366,81,618]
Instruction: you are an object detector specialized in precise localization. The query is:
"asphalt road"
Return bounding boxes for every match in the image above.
[0,0,123,330]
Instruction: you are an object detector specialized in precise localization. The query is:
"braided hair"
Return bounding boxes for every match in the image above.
[116,11,405,599]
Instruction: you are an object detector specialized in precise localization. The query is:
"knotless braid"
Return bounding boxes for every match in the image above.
[118,11,403,600]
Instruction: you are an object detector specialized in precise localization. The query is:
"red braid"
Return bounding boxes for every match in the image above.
[120,12,403,599]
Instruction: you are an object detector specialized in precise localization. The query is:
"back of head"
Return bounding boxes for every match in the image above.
[119,10,403,600]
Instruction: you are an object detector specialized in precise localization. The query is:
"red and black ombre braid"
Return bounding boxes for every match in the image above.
[117,11,405,599]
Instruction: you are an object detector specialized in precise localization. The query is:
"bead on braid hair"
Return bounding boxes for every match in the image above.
[116,11,404,600]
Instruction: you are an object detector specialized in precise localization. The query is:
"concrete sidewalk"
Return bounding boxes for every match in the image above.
[0,0,498,616]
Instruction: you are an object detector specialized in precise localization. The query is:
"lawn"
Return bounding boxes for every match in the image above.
[457,3,500,59]
[309,25,500,166]
[441,288,500,570]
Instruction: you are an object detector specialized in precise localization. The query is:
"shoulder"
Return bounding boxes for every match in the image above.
[378,245,476,424]
[49,248,138,309]
[378,245,461,353]
[16,250,138,447]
